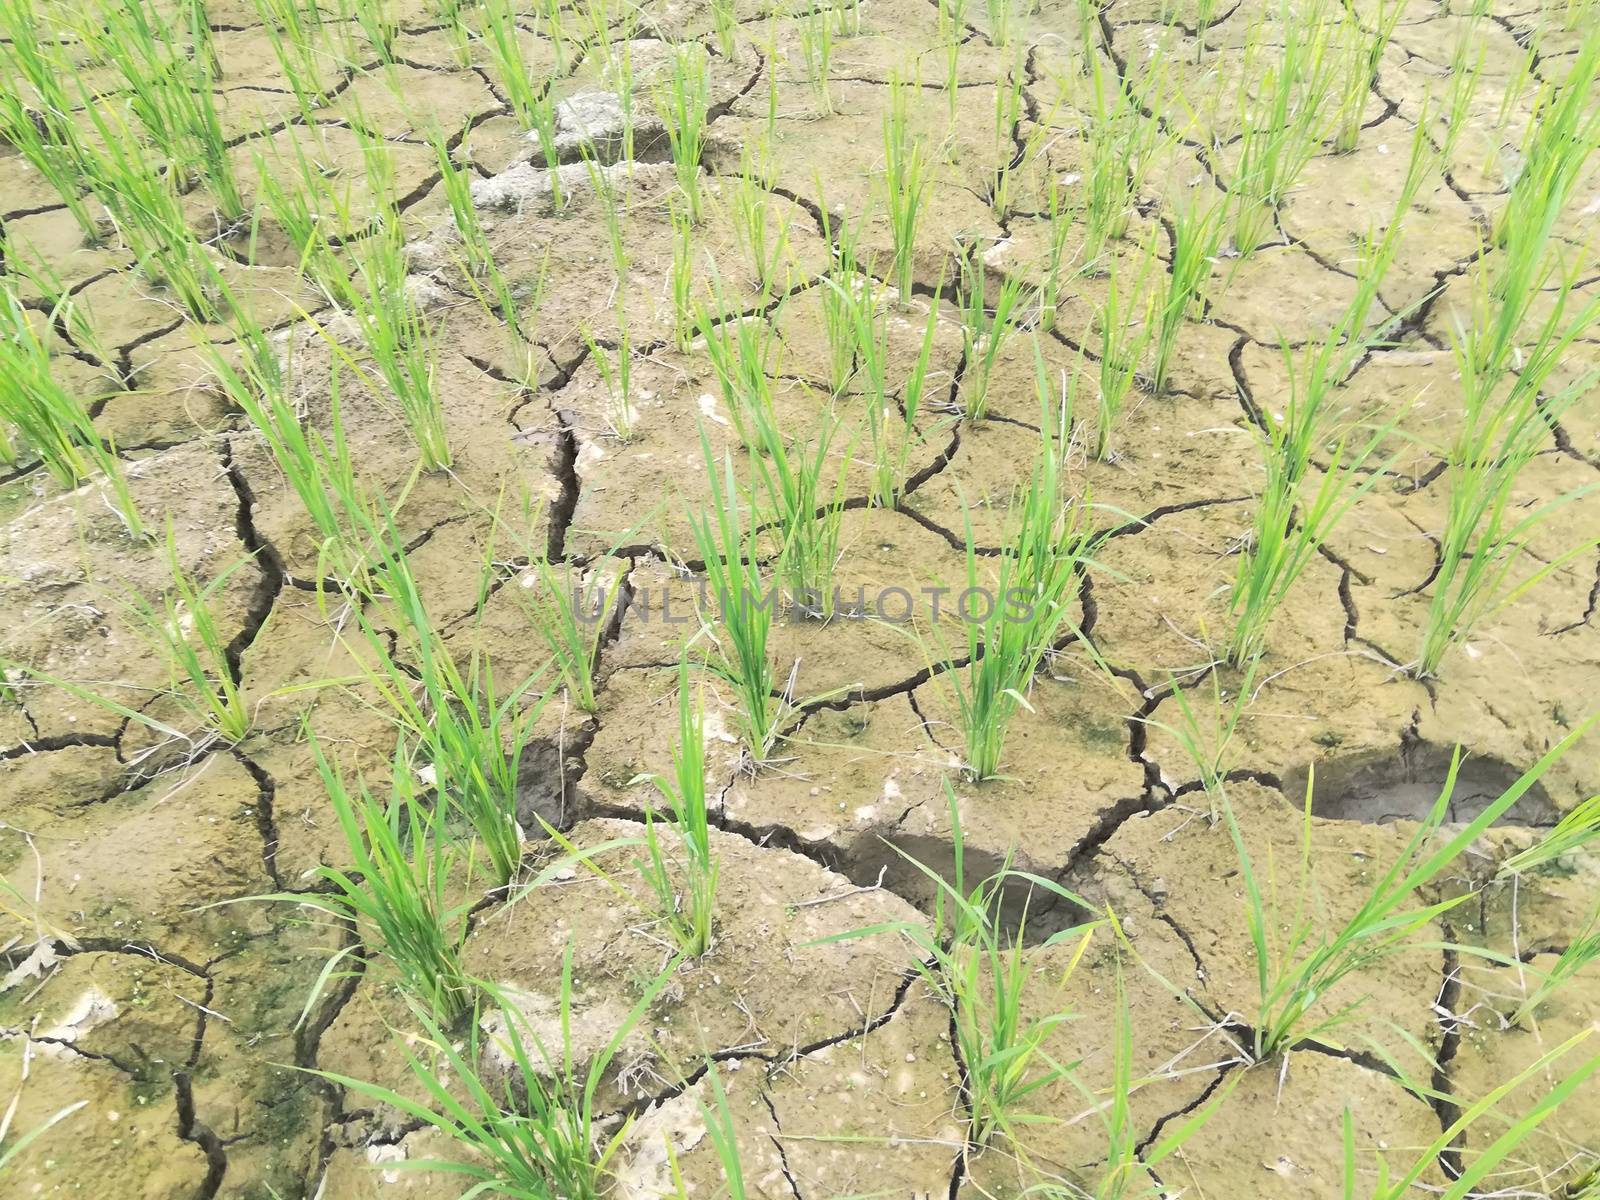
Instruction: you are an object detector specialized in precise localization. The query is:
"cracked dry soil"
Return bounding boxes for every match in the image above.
[4,0,1600,1197]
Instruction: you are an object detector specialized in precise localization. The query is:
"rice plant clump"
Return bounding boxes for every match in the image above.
[924,396,1105,781]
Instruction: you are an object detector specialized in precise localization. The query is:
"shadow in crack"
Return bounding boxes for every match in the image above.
[1284,743,1559,827]
[844,831,1096,947]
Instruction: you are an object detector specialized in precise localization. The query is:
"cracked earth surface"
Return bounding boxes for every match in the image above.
[3,0,1600,1196]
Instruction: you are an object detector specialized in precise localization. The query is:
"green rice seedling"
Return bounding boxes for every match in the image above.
[200,321,371,583]
[709,0,737,57]
[0,292,143,538]
[118,525,255,744]
[990,45,1029,220]
[1332,0,1405,152]
[428,0,473,66]
[655,45,710,222]
[940,884,1096,1149]
[315,214,452,472]
[0,90,99,244]
[669,197,697,352]
[1417,269,1600,678]
[875,288,944,508]
[696,301,782,454]
[512,551,624,715]
[1238,147,1419,489]
[251,0,331,113]
[1141,651,1258,823]
[426,132,524,338]
[1209,720,1597,1061]
[428,128,496,280]
[530,93,566,212]
[940,0,965,119]
[0,0,76,130]
[957,254,1031,421]
[460,250,531,348]
[924,403,1103,780]
[688,436,785,763]
[821,247,934,507]
[1030,940,1241,1200]
[731,149,791,294]
[0,10,101,242]
[75,101,228,324]
[755,23,782,174]
[991,96,1058,225]
[1086,968,1155,1198]
[0,1094,87,1176]
[797,1,835,113]
[829,264,887,392]
[309,953,679,1196]
[182,0,222,80]
[1511,906,1600,1027]
[1,235,110,366]
[344,514,551,886]
[633,660,720,956]
[832,0,862,35]
[1221,181,1424,666]
[1227,419,1392,666]
[70,0,243,222]
[690,1065,750,1198]
[883,73,937,303]
[1226,6,1342,255]
[534,0,571,72]
[1489,35,1538,148]
[577,0,609,63]
[579,146,630,283]
[1341,122,1430,334]
[479,0,542,128]
[341,0,399,62]
[1438,36,1483,168]
[1348,1029,1599,1200]
[252,140,342,292]
[1498,795,1600,878]
[995,42,1025,150]
[1193,0,1218,53]
[1038,175,1074,333]
[939,0,968,42]
[816,202,870,395]
[579,322,636,440]
[1060,952,1237,1198]
[985,0,1021,45]
[1081,53,1168,257]
[255,737,475,1022]
[752,406,851,617]
[1493,35,1600,268]
[821,784,1102,1146]
[614,39,638,167]
[1150,189,1225,395]
[705,287,846,603]
[1092,236,1160,460]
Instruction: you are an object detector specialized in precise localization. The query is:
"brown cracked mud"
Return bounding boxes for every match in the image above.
[4,0,1600,1197]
